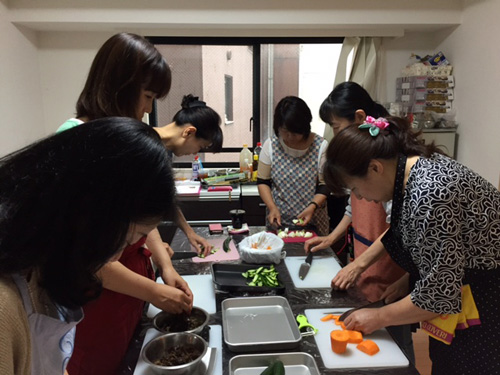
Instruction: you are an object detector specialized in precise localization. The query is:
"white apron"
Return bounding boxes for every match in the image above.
[12,274,83,375]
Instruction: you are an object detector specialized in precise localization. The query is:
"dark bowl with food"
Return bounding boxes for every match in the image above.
[142,332,208,375]
[153,306,209,335]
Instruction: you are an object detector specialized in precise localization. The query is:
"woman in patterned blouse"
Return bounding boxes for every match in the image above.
[324,116,499,374]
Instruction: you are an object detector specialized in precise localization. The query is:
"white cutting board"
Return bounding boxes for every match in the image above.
[284,255,342,288]
[147,274,216,318]
[305,308,409,369]
[133,325,222,375]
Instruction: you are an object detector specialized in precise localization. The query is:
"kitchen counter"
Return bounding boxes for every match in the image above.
[120,226,420,375]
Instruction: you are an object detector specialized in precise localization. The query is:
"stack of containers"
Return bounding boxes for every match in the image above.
[396,52,454,115]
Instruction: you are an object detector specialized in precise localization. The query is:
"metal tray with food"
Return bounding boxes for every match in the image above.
[229,352,320,375]
[222,296,302,352]
[211,263,285,294]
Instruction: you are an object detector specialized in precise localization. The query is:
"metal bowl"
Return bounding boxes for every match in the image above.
[142,332,208,375]
[153,306,209,335]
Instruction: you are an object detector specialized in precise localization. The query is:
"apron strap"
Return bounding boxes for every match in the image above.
[11,273,35,315]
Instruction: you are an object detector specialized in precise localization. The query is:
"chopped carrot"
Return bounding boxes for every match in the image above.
[267,246,272,250]
[356,339,380,356]
[345,330,363,344]
[330,330,350,354]
[321,314,341,322]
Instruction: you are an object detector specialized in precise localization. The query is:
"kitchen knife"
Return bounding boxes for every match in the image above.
[338,300,385,321]
[298,252,313,280]
[171,251,199,260]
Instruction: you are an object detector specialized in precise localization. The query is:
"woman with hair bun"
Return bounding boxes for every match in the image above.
[324,115,500,374]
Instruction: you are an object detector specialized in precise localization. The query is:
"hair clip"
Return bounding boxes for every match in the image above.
[358,116,389,137]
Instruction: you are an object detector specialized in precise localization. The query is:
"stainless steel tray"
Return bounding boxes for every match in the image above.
[229,352,320,375]
[222,296,301,352]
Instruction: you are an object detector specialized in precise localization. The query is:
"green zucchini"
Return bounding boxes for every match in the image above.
[223,236,231,252]
[259,362,275,375]
[273,360,285,375]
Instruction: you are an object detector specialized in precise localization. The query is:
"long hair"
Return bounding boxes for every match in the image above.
[324,116,445,196]
[273,96,312,138]
[320,81,388,124]
[172,94,223,152]
[0,118,177,308]
[76,33,172,120]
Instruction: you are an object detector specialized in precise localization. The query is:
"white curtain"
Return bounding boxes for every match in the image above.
[324,37,381,142]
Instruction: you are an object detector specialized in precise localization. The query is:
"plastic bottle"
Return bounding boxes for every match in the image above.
[239,144,253,175]
[252,154,259,181]
[253,142,262,158]
[192,155,200,180]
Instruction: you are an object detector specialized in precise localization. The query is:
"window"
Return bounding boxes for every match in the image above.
[224,74,234,124]
[148,37,343,167]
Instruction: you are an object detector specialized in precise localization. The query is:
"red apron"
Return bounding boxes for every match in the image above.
[351,196,405,302]
[67,236,154,375]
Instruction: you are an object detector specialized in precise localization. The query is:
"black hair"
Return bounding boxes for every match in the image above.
[273,96,312,138]
[320,81,389,124]
[76,33,172,120]
[324,116,445,195]
[172,94,223,152]
[0,118,177,308]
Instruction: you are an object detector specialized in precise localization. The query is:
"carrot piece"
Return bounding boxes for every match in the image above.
[345,330,363,344]
[321,314,335,322]
[356,339,380,356]
[330,330,350,354]
[339,322,346,330]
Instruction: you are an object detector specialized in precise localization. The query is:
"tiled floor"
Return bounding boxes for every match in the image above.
[413,330,432,375]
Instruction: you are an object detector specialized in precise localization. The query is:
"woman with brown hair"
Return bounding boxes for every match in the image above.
[58,33,221,375]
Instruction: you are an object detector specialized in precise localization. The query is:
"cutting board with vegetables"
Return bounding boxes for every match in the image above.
[305,308,409,369]
[191,236,240,263]
[284,255,342,288]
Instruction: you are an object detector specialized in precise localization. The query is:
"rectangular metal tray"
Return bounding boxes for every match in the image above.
[222,296,302,352]
[229,352,320,375]
[211,263,285,294]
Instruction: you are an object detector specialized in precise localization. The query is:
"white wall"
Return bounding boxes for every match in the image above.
[436,0,500,187]
[0,1,44,155]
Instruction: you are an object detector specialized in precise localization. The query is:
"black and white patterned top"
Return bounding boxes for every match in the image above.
[383,153,500,314]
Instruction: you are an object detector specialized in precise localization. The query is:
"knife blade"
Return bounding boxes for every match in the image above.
[338,300,385,321]
[298,252,313,280]
[171,251,199,260]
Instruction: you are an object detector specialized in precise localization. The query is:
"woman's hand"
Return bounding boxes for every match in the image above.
[160,268,194,309]
[267,207,281,228]
[187,232,212,257]
[150,283,193,314]
[296,205,316,226]
[304,235,333,253]
[344,308,384,334]
[331,261,363,290]
[380,273,410,303]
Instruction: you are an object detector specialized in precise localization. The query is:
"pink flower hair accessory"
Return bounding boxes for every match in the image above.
[358,116,390,137]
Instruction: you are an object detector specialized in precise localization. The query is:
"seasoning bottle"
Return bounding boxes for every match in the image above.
[192,155,200,180]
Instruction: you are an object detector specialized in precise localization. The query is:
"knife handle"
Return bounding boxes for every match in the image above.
[305,251,313,264]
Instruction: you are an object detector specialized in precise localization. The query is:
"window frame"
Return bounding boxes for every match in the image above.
[147,36,343,168]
